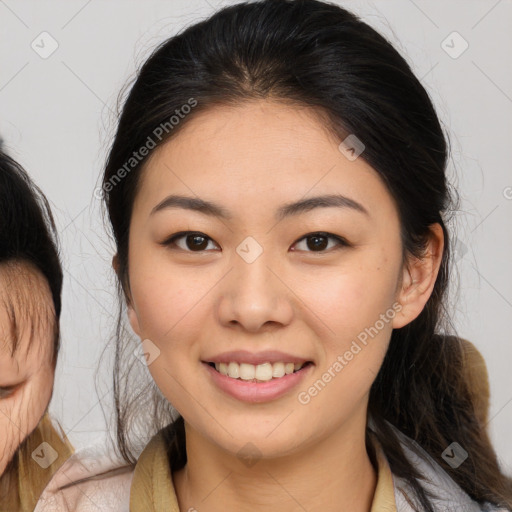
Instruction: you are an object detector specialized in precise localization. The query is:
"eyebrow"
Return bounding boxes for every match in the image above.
[151,193,370,221]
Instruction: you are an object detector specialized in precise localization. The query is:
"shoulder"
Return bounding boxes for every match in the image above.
[35,444,134,512]
[387,424,508,512]
[458,337,491,425]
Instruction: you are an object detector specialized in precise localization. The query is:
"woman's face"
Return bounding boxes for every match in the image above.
[126,100,415,459]
[0,263,55,476]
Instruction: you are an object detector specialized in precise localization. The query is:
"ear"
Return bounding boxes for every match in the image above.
[112,253,141,336]
[127,302,141,337]
[392,223,444,329]
[112,254,120,275]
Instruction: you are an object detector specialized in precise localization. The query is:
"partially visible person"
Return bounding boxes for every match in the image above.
[0,143,74,511]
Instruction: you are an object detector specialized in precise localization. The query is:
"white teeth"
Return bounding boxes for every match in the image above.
[239,363,255,380]
[211,361,307,381]
[227,362,240,379]
[272,362,285,378]
[255,363,273,381]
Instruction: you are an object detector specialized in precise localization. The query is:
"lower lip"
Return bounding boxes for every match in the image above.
[203,362,313,403]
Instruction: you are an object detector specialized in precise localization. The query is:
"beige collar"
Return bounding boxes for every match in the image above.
[130,429,397,512]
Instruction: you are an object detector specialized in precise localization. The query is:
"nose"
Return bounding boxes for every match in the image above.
[215,248,294,333]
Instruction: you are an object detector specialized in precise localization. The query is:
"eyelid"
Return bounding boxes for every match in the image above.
[161,231,349,252]
[0,384,21,399]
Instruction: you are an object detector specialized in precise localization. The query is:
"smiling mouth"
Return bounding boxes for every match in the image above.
[206,361,313,383]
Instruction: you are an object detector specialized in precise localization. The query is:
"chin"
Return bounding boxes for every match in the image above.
[208,427,306,461]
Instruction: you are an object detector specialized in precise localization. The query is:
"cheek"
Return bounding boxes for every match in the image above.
[129,268,208,401]
[130,258,214,342]
[15,367,54,435]
[0,381,51,476]
[296,247,401,410]
[0,404,20,475]
[302,248,401,340]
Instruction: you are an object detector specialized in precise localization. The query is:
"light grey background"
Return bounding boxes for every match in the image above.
[1,0,511,472]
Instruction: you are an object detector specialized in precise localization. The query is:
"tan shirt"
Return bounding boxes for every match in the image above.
[129,430,397,512]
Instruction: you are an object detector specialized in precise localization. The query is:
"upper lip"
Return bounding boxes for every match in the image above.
[204,350,312,366]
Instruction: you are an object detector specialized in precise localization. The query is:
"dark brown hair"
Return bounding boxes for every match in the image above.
[0,146,63,359]
[101,1,512,509]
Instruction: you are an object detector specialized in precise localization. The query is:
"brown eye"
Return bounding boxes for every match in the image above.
[292,232,348,253]
[161,232,218,252]
[161,230,348,254]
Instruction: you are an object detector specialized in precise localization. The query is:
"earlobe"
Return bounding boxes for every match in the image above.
[127,303,141,337]
[114,259,140,336]
[112,254,120,275]
[392,223,444,329]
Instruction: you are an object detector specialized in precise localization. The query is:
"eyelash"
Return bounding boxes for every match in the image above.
[160,231,349,254]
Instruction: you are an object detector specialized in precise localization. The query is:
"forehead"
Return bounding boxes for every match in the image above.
[149,100,344,179]
[0,261,55,365]
[135,100,397,223]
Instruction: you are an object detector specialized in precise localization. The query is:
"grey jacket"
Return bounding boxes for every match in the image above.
[390,423,509,512]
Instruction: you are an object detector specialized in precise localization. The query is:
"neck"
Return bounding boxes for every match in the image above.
[173,417,377,512]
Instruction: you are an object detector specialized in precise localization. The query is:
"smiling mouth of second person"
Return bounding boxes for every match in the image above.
[206,361,313,382]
